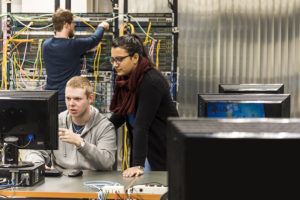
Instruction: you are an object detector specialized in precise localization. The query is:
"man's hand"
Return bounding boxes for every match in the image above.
[99,21,109,30]
[59,128,82,147]
[122,166,144,178]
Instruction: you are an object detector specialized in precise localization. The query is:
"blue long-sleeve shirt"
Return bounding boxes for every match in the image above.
[43,26,105,100]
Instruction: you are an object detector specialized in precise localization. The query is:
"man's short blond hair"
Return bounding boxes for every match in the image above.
[66,76,93,98]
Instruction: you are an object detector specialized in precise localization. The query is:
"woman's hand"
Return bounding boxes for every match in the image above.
[122,166,144,178]
[45,165,51,170]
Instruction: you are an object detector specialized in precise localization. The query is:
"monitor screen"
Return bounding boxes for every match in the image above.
[207,102,265,118]
[219,83,284,94]
[0,90,58,167]
[167,118,300,199]
[198,93,290,118]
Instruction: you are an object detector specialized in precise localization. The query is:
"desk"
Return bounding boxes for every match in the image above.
[0,170,167,200]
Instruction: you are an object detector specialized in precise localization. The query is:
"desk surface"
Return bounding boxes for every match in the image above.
[0,170,167,199]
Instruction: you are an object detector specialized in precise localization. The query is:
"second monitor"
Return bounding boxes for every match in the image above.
[198,93,290,118]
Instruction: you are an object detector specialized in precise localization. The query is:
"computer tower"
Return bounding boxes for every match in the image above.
[0,163,45,186]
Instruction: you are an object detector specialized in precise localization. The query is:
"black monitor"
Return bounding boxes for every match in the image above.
[167,118,300,199]
[0,90,58,168]
[219,83,284,94]
[198,93,290,118]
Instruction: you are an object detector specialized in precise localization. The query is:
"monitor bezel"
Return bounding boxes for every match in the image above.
[197,93,290,118]
[0,90,58,150]
[218,83,284,94]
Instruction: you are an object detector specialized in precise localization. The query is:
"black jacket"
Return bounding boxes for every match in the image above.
[109,69,178,170]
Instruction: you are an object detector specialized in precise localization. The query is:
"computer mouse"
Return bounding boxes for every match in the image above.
[68,170,83,177]
[44,168,62,177]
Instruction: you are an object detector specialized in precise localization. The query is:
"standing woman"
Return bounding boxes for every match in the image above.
[109,34,179,177]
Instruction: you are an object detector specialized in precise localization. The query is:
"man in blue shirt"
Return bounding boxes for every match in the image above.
[43,8,109,113]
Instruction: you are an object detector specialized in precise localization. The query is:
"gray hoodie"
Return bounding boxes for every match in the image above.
[24,106,117,170]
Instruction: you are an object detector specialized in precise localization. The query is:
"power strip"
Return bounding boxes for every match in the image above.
[128,185,168,194]
[101,185,125,194]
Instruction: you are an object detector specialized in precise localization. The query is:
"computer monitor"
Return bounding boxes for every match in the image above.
[167,118,300,199]
[0,90,58,168]
[198,93,290,118]
[219,83,284,94]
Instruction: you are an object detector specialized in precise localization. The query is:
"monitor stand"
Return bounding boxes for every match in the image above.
[0,136,33,168]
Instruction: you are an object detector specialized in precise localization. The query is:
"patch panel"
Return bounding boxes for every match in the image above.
[126,13,174,72]
[129,13,173,27]
[82,71,113,114]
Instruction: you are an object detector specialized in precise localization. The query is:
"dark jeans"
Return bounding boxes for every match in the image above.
[58,100,67,113]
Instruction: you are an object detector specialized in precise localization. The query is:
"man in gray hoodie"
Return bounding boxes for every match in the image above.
[24,76,117,170]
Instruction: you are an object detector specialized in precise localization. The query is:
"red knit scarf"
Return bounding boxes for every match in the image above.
[110,57,152,115]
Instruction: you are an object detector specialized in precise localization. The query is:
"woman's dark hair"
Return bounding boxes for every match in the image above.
[112,34,153,66]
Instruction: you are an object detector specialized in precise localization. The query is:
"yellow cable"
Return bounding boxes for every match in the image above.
[93,42,102,102]
[143,22,152,46]
[13,53,19,89]
[10,39,34,43]
[13,44,42,82]
[74,15,96,31]
[9,40,35,87]
[120,23,135,36]
[33,39,43,79]
[120,24,126,36]
[122,124,129,171]
[32,44,39,79]
[38,40,43,79]
[11,22,34,39]
[2,42,10,89]
[14,56,39,81]
[156,40,161,70]
[1,22,33,90]
[120,24,127,36]
[96,44,101,77]
[128,23,135,34]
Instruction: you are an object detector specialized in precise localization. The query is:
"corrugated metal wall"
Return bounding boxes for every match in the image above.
[178,0,300,117]
[0,0,1,35]
[127,0,171,13]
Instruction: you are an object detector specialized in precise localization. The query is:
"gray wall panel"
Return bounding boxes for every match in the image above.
[178,0,300,117]
[127,0,171,13]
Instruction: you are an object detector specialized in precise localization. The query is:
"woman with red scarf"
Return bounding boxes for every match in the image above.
[109,34,178,177]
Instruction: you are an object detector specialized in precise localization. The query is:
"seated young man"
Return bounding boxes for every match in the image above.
[24,76,117,170]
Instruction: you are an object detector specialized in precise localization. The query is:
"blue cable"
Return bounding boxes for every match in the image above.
[77,13,82,27]
[84,180,120,187]
[170,77,177,100]
[98,189,103,200]
[0,179,14,187]
[84,181,120,199]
